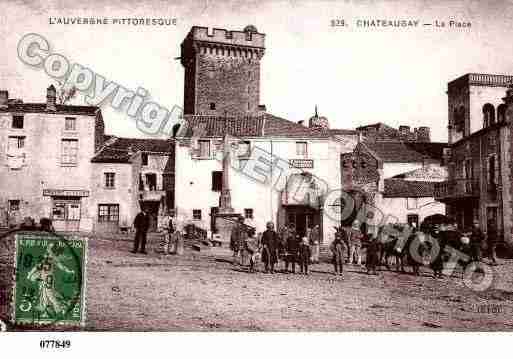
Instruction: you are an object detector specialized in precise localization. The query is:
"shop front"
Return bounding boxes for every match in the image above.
[43,189,89,232]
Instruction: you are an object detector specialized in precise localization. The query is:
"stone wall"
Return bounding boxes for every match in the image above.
[0,232,15,325]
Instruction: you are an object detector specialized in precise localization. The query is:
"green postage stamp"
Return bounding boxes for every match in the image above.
[13,233,87,326]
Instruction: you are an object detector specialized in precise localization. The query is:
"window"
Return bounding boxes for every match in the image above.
[463,159,473,179]
[483,103,495,127]
[296,142,308,157]
[98,204,119,222]
[65,117,76,131]
[498,104,507,123]
[12,115,24,129]
[454,106,465,132]
[193,209,202,220]
[407,214,419,228]
[61,139,78,164]
[238,141,251,158]
[141,153,148,166]
[138,174,144,190]
[199,140,211,158]
[145,173,157,191]
[52,200,81,221]
[8,136,25,151]
[244,208,253,219]
[210,102,216,110]
[488,155,497,186]
[212,171,223,191]
[406,198,419,210]
[104,172,115,188]
[8,200,20,211]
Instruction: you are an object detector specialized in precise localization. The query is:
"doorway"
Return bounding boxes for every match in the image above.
[285,205,320,240]
[140,201,160,232]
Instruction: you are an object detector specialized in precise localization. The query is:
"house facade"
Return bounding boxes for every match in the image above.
[341,137,447,229]
[0,86,103,231]
[0,86,175,233]
[91,137,175,232]
[435,74,513,242]
[174,114,354,243]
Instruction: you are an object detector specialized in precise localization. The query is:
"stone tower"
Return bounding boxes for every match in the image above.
[180,25,265,116]
[447,73,513,144]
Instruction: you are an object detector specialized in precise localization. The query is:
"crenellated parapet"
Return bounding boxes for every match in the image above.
[181,26,265,66]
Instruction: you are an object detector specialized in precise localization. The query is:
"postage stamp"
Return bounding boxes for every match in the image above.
[13,233,87,326]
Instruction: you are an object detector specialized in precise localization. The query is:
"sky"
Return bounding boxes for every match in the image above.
[2,0,513,142]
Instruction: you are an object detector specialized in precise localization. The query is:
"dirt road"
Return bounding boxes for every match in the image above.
[85,236,513,331]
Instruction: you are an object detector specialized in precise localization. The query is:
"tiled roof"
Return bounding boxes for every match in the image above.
[263,113,331,138]
[0,103,98,116]
[329,128,358,136]
[180,113,332,139]
[383,179,436,198]
[182,115,264,137]
[364,141,447,163]
[91,136,174,163]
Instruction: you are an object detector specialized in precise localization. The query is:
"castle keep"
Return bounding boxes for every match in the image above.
[180,25,265,116]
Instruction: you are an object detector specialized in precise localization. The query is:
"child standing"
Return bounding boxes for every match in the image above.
[365,228,380,275]
[298,237,311,275]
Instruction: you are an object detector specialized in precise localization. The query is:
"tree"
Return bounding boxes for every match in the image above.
[57,85,77,105]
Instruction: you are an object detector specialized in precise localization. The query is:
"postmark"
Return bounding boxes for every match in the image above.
[12,232,87,327]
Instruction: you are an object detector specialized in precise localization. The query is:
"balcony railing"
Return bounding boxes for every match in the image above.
[434,179,480,200]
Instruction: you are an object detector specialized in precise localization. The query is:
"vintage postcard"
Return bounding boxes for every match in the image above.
[1,0,513,347]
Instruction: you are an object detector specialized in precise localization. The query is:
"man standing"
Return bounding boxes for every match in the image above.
[330,230,347,275]
[309,224,321,264]
[285,224,299,273]
[349,220,364,265]
[487,222,498,265]
[261,222,279,273]
[132,209,150,254]
[230,216,247,265]
[470,220,484,262]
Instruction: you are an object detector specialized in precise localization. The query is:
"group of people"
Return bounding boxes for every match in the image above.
[229,217,377,276]
[230,218,318,275]
[131,209,184,255]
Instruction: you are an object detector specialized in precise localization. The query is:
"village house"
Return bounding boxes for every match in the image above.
[341,125,447,228]
[435,73,513,244]
[0,85,103,231]
[0,85,174,232]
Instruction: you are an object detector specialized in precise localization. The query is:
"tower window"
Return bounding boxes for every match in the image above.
[210,102,216,110]
[498,104,507,123]
[483,103,495,127]
[247,102,250,110]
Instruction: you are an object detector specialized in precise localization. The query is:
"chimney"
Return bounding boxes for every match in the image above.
[0,90,8,109]
[46,85,56,111]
